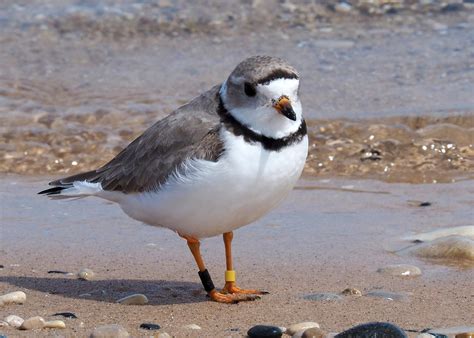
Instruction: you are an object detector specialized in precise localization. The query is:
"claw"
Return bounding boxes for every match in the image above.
[209,289,260,303]
[222,282,269,295]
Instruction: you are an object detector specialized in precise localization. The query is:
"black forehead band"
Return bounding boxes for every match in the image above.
[256,69,299,85]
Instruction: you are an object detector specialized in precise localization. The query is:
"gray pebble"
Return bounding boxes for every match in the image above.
[287,322,320,335]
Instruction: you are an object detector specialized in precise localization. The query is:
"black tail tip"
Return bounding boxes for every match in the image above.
[38,186,67,195]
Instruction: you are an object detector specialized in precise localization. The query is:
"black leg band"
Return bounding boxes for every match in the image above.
[198,269,215,293]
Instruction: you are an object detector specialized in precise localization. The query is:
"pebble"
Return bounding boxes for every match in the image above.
[117,293,148,305]
[139,323,161,330]
[341,288,362,296]
[302,327,326,338]
[48,270,71,275]
[52,312,78,318]
[366,290,410,301]
[183,324,201,330]
[20,316,46,330]
[405,235,474,261]
[303,293,343,301]
[287,322,320,336]
[335,322,407,338]
[0,291,27,306]
[5,314,24,328]
[416,334,436,338]
[455,333,474,338]
[248,325,283,338]
[90,324,130,337]
[335,2,353,13]
[44,320,66,329]
[377,264,422,276]
[0,321,8,327]
[78,268,95,280]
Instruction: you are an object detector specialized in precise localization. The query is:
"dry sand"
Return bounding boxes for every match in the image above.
[1,176,473,336]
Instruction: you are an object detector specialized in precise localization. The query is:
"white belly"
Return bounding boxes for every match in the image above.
[117,130,308,238]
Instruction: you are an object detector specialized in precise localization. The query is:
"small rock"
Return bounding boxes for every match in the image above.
[429,326,474,335]
[302,327,326,338]
[78,268,95,280]
[335,2,353,13]
[366,290,410,301]
[0,291,27,306]
[20,316,46,330]
[416,334,435,338]
[287,322,320,335]
[183,324,201,330]
[48,270,70,274]
[335,322,407,338]
[0,320,8,327]
[117,294,148,305]
[419,202,431,207]
[303,293,343,301]
[248,325,283,338]
[157,333,172,338]
[52,312,77,319]
[90,324,130,338]
[377,264,422,276]
[341,288,362,296]
[44,320,66,329]
[139,323,161,330]
[5,314,24,328]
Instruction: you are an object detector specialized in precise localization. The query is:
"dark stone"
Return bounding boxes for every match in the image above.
[335,322,407,338]
[139,323,161,330]
[441,3,464,12]
[48,270,69,274]
[0,264,4,268]
[419,202,431,207]
[52,312,78,319]
[247,325,283,338]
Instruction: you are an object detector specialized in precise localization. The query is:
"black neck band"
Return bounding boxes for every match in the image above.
[217,94,307,152]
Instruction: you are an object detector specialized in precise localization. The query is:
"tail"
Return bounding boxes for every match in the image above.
[38,170,103,200]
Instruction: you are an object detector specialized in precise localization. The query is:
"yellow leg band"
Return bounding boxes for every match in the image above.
[225,270,236,282]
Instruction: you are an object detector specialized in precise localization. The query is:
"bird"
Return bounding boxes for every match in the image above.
[39,55,308,303]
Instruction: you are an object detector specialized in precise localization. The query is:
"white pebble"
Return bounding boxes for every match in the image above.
[287,322,320,336]
[78,268,95,280]
[116,294,148,305]
[0,320,8,327]
[183,324,202,330]
[0,291,26,306]
[20,316,46,330]
[44,320,66,329]
[157,333,172,338]
[5,314,24,328]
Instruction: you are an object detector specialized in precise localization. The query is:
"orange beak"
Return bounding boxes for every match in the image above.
[273,96,296,121]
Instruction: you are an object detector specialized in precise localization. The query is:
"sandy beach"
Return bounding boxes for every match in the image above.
[1,1,474,337]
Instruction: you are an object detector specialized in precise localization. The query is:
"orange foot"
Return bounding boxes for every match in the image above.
[222,282,269,295]
[209,289,261,304]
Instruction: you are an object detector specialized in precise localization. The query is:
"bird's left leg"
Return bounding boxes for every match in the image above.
[221,231,269,295]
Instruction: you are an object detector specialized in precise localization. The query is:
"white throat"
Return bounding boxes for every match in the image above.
[221,78,303,139]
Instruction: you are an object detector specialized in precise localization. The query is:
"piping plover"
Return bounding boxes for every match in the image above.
[40,56,308,303]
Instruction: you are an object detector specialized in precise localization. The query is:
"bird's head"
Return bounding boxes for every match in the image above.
[220,56,302,139]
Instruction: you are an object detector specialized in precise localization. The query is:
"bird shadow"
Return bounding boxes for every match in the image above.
[0,276,207,305]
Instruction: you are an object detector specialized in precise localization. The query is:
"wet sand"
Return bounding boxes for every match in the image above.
[1,176,473,336]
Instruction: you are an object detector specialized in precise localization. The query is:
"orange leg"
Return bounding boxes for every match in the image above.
[221,232,269,295]
[181,234,260,303]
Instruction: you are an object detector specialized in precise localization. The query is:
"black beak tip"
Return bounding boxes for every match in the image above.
[282,107,297,121]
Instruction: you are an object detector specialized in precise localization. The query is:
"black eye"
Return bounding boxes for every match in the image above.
[244,82,256,97]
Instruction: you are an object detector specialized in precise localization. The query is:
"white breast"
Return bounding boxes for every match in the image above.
[117,129,308,239]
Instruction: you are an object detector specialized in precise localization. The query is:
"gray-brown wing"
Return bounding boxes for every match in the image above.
[48,85,223,193]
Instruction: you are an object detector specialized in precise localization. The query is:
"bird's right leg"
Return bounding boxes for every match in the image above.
[182,235,259,304]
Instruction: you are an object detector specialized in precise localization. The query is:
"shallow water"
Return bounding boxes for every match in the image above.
[1,3,474,183]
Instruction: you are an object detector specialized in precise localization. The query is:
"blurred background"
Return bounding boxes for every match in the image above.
[1,0,473,183]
